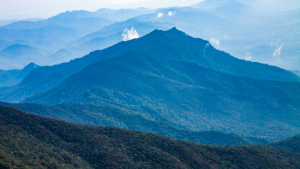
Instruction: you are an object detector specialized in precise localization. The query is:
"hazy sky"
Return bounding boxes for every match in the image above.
[0,0,203,20]
[0,0,299,20]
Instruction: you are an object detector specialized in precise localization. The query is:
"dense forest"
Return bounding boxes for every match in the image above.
[1,106,300,169]
[270,135,300,153]
[0,101,269,146]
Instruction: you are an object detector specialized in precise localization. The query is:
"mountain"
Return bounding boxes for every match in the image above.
[0,8,152,31]
[209,2,257,21]
[0,101,269,146]
[0,63,40,87]
[1,106,300,168]
[20,28,300,141]
[191,0,238,10]
[0,26,86,69]
[291,70,300,77]
[47,19,174,64]
[270,135,300,154]
[0,19,18,27]
[1,28,299,103]
[0,44,40,60]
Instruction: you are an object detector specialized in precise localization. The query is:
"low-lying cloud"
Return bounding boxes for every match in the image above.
[273,44,283,56]
[122,27,140,41]
[245,52,252,61]
[209,38,220,49]
[157,12,164,18]
[168,11,176,16]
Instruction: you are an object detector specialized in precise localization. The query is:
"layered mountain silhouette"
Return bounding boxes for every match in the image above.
[0,101,268,146]
[0,62,39,87]
[0,8,154,69]
[47,19,174,64]
[1,106,300,168]
[1,28,295,141]
[1,28,299,102]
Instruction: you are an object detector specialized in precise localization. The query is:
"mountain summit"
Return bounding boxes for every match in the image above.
[20,28,300,141]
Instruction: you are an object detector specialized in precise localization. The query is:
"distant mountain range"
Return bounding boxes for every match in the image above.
[0,8,154,69]
[1,106,300,168]
[1,2,299,70]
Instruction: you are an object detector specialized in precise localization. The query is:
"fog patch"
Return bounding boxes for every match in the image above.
[210,38,220,49]
[273,44,283,56]
[245,52,252,61]
[168,11,176,16]
[122,27,140,41]
[157,12,164,18]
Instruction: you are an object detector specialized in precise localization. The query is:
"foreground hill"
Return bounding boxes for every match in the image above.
[270,135,300,154]
[0,102,268,146]
[23,28,300,141]
[1,106,300,169]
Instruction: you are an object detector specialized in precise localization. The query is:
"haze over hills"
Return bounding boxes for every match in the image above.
[1,1,300,168]
[1,2,299,70]
[1,106,300,169]
[0,8,154,69]
[7,28,298,141]
[47,19,174,64]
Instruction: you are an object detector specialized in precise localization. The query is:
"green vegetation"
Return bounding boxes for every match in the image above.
[23,31,300,141]
[270,135,300,153]
[1,106,300,169]
[0,102,269,146]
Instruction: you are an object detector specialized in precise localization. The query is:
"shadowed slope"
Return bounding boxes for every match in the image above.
[1,106,300,168]
[24,41,300,140]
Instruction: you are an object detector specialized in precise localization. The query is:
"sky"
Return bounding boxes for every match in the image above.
[0,0,299,20]
[0,0,203,20]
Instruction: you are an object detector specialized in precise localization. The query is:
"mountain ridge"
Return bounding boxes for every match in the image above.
[22,30,300,140]
[1,105,300,168]
[0,101,269,146]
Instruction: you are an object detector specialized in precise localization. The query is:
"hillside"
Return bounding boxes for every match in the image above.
[22,28,300,141]
[270,135,300,153]
[0,102,268,146]
[0,44,40,60]
[1,28,299,103]
[1,106,300,169]
[0,62,39,87]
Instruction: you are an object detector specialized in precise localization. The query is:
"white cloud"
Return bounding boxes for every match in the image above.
[245,52,252,61]
[157,12,164,18]
[209,38,220,49]
[122,27,140,41]
[109,0,152,4]
[168,11,176,16]
[273,44,283,56]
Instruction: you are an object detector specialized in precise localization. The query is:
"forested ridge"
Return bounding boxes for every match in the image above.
[1,106,300,169]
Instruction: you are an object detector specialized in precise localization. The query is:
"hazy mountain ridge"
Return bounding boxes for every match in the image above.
[0,62,39,87]
[0,8,154,69]
[1,106,300,169]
